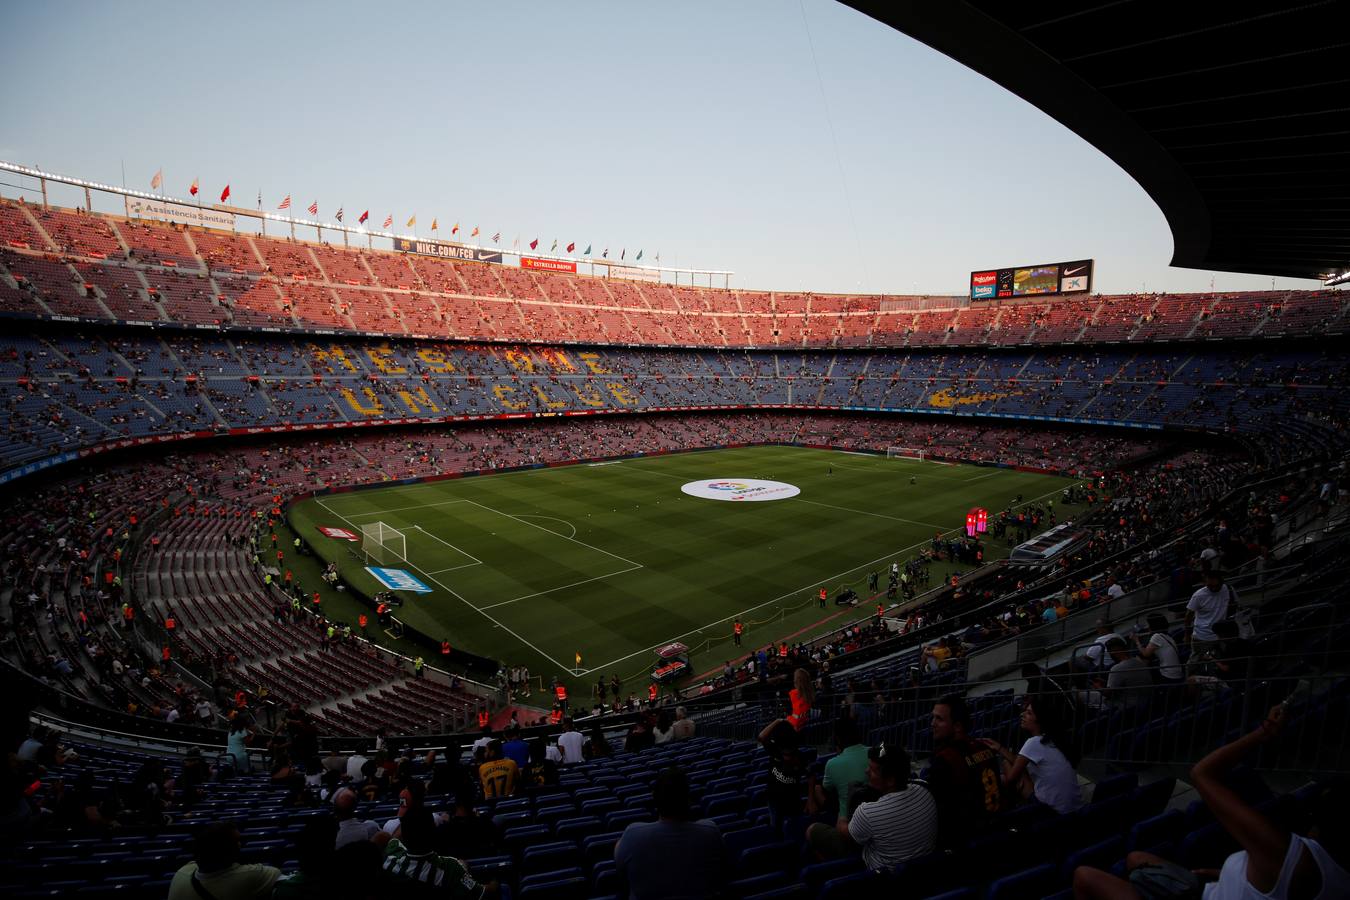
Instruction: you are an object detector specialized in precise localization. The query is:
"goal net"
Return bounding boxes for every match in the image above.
[361,521,408,566]
[886,447,926,461]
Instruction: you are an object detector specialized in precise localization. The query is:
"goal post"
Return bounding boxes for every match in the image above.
[361,521,408,566]
[886,447,926,461]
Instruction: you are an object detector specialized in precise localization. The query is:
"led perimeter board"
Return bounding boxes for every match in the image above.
[970,259,1093,301]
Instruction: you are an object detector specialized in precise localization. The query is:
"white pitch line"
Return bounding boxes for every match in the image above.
[462,499,644,568]
[513,514,578,540]
[314,497,575,672]
[965,471,1002,482]
[795,497,945,530]
[324,498,469,518]
[575,480,1073,676]
[477,563,645,611]
[411,525,483,566]
[426,561,483,575]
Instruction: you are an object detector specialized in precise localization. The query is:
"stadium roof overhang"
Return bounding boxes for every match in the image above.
[844,1,1350,283]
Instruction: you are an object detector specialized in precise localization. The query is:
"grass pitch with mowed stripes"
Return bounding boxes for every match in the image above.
[288,446,1078,689]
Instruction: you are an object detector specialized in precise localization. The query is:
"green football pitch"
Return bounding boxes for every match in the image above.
[288,446,1079,691]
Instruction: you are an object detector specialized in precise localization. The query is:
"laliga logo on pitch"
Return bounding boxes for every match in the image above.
[707,481,750,491]
[681,478,801,503]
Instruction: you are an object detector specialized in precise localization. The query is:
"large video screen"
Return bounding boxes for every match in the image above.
[970,259,1093,300]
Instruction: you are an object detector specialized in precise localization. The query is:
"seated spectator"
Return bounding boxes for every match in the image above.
[523,736,559,787]
[383,808,496,898]
[757,719,808,830]
[439,781,498,859]
[477,740,517,799]
[670,706,696,741]
[500,726,529,769]
[926,695,1003,847]
[226,717,256,775]
[345,748,370,785]
[333,787,382,849]
[167,822,280,900]
[614,767,728,899]
[1073,706,1350,900]
[1079,619,1119,671]
[583,723,613,760]
[980,695,1084,814]
[273,817,338,899]
[557,717,585,763]
[809,742,938,868]
[810,716,870,821]
[652,709,675,745]
[1134,612,1184,686]
[1104,637,1153,709]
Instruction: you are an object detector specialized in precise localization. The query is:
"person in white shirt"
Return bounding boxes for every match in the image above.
[1135,613,1184,684]
[835,743,937,870]
[981,696,1083,814]
[1187,570,1235,653]
[345,750,369,784]
[1105,578,1126,601]
[556,718,585,763]
[1081,619,1120,670]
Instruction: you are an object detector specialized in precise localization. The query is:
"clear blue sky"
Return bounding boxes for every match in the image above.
[0,0,1325,295]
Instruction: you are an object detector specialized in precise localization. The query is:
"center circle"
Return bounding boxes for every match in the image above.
[680,478,801,502]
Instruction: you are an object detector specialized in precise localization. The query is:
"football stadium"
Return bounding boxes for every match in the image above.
[2,3,1348,899]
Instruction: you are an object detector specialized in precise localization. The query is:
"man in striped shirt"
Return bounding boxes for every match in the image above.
[383,809,497,897]
[843,744,938,870]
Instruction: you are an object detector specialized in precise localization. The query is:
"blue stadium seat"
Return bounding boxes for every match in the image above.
[801,857,863,894]
[739,841,798,878]
[1128,810,1187,853]
[520,867,583,889]
[817,870,881,900]
[1061,836,1124,882]
[985,863,1060,900]
[1090,772,1138,804]
[728,872,793,898]
[554,815,605,842]
[521,840,578,875]
[517,876,586,899]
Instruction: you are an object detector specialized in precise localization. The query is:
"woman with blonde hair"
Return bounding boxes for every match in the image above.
[786,668,815,731]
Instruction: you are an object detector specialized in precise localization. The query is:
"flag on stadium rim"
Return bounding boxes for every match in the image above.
[430,218,438,231]
[513,236,520,249]
[189,177,199,197]
[602,248,608,258]
[451,223,459,235]
[359,210,369,224]
[406,214,416,228]
[621,248,626,260]
[383,214,393,228]
[220,184,231,202]
[492,232,501,243]
[277,195,292,210]
[150,169,163,190]
[637,249,643,261]
[308,200,318,216]
[567,241,575,253]
[550,239,558,252]
[530,238,539,250]
[335,208,344,222]
[471,226,479,237]
[583,244,591,255]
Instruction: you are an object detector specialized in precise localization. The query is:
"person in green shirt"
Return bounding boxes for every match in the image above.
[812,716,870,818]
[383,809,496,898]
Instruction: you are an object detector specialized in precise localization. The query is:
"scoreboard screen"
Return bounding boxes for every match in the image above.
[969,259,1093,301]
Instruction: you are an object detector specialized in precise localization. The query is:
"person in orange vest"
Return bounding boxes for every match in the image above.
[312,591,321,607]
[441,639,451,657]
[271,532,278,548]
[733,619,743,647]
[555,682,568,714]
[647,683,658,705]
[549,707,563,726]
[165,612,176,632]
[818,587,828,609]
[778,642,788,658]
[284,570,293,585]
[477,709,490,729]
[121,603,134,628]
[161,646,171,662]
[876,603,884,619]
[276,549,284,564]
[234,690,247,709]
[358,613,368,634]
